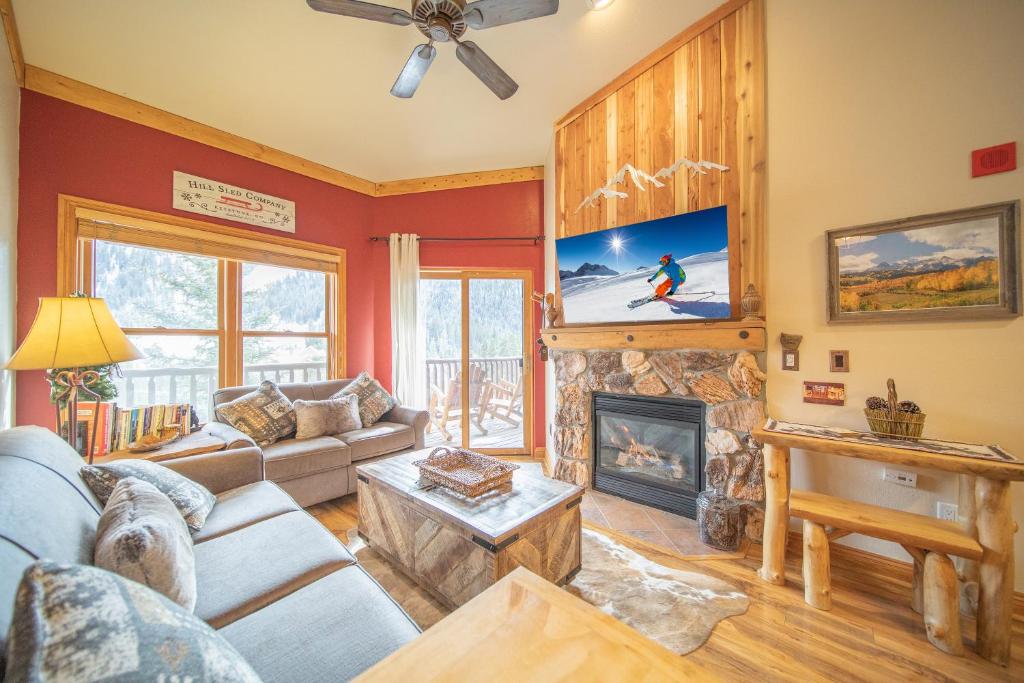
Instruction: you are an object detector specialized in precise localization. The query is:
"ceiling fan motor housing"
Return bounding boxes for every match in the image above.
[412,0,468,42]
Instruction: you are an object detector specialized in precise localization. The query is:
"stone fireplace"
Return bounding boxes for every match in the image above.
[551,347,768,540]
[592,392,705,518]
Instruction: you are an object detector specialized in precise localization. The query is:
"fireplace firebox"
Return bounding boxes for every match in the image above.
[592,392,705,519]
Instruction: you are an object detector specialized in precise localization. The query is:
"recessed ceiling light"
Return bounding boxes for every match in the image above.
[585,0,616,11]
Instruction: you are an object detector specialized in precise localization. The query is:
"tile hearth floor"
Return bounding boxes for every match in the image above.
[581,489,738,558]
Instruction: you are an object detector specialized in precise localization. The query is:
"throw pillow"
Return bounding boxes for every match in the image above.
[334,372,396,427]
[4,561,263,683]
[215,380,296,446]
[293,395,362,440]
[81,460,216,533]
[94,477,197,611]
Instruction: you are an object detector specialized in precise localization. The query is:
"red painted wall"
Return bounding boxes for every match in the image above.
[371,183,546,451]
[15,91,545,449]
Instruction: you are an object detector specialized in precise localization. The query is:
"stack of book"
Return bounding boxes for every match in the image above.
[61,403,196,458]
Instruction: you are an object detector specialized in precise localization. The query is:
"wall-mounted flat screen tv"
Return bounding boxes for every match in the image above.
[556,205,730,324]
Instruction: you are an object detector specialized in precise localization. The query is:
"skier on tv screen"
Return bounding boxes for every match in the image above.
[647,253,686,298]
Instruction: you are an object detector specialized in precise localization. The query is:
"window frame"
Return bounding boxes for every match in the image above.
[57,195,346,391]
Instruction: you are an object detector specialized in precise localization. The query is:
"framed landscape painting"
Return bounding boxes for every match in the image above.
[827,201,1021,323]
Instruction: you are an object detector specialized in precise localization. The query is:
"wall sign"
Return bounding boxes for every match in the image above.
[173,171,296,232]
[803,381,846,406]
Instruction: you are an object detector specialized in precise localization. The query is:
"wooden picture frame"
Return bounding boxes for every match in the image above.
[829,350,849,373]
[826,201,1021,323]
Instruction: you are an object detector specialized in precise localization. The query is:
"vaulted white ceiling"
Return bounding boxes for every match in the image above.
[14,0,720,181]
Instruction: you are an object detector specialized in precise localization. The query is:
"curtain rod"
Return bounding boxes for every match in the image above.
[369,235,544,244]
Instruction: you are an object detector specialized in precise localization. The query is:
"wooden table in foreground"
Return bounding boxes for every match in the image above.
[354,567,712,682]
[753,424,1024,666]
[356,450,584,609]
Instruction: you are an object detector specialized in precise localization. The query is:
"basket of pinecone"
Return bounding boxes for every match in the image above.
[864,378,926,441]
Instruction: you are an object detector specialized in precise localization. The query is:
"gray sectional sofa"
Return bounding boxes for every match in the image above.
[207,379,429,507]
[0,426,420,681]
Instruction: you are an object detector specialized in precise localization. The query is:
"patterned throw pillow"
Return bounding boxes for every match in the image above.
[334,372,396,427]
[4,562,263,683]
[215,380,296,446]
[81,460,216,533]
[293,395,362,440]
[94,478,197,611]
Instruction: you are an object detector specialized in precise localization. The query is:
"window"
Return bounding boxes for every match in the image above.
[242,263,328,385]
[63,197,345,421]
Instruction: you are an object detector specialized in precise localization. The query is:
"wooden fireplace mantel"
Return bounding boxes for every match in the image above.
[540,320,765,352]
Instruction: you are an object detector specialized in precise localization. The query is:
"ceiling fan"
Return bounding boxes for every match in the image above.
[307,0,559,100]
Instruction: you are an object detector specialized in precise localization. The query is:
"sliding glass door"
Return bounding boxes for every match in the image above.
[419,269,532,455]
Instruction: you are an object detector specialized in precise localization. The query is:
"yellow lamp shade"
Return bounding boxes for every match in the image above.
[5,297,143,370]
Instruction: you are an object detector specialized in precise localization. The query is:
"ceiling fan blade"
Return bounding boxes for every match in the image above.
[456,40,519,100]
[391,44,437,98]
[463,0,559,30]
[306,0,413,26]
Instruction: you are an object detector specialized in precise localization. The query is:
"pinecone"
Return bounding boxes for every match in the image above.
[865,396,888,411]
[898,400,922,414]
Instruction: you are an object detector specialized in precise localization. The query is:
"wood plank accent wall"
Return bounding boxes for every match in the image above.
[554,0,765,315]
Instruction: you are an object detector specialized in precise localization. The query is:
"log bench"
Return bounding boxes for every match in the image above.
[790,490,983,655]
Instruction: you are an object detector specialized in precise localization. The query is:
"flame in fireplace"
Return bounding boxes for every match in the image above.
[625,438,660,464]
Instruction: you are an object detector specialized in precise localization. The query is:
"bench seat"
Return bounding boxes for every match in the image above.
[789,490,982,560]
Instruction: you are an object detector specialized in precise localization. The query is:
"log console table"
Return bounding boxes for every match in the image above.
[752,421,1023,666]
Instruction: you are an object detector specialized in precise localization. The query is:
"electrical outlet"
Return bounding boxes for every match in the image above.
[937,502,958,522]
[882,468,918,488]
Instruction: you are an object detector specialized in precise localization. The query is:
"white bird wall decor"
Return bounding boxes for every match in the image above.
[574,158,729,214]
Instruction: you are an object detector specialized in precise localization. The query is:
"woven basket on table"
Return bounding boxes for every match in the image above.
[864,378,926,442]
[413,447,520,497]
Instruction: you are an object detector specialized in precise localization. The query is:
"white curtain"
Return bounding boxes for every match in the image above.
[389,233,423,408]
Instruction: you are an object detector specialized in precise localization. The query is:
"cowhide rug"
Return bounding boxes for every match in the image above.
[567,528,748,654]
[346,527,748,654]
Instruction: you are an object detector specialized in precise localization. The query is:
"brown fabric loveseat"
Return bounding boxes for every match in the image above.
[207,379,429,507]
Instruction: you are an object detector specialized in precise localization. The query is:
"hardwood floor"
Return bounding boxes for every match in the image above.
[308,492,1023,682]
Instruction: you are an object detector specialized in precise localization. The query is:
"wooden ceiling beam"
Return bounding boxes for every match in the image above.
[21,64,544,197]
[0,0,25,86]
[23,65,378,195]
[374,166,544,196]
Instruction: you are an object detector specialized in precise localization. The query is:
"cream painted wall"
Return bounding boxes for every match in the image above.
[544,0,1024,588]
[766,0,1024,588]
[0,30,19,429]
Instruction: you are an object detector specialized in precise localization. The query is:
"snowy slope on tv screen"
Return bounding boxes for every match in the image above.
[556,206,730,324]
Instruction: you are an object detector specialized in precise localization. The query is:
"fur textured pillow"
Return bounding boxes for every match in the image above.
[215,380,296,446]
[334,372,396,427]
[4,561,262,682]
[81,459,216,533]
[94,477,197,611]
[293,395,362,439]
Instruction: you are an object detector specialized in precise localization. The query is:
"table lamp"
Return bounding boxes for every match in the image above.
[5,297,143,460]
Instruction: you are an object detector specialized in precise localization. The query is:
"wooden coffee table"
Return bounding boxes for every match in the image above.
[354,567,714,682]
[356,450,584,609]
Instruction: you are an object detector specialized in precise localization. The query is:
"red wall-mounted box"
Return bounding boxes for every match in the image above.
[972,142,1017,178]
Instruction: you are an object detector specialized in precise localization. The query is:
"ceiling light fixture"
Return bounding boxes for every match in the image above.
[585,0,615,10]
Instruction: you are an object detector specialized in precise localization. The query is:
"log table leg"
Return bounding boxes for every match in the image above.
[923,551,963,656]
[901,545,926,615]
[976,477,1013,666]
[802,520,831,610]
[758,444,791,585]
[956,474,979,617]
